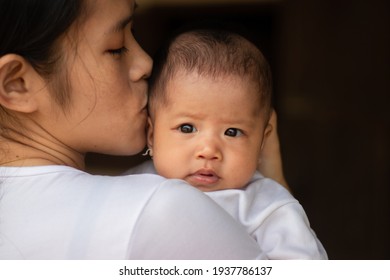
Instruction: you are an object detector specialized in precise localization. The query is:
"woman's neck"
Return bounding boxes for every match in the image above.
[0,126,85,170]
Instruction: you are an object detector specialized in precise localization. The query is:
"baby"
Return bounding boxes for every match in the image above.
[127,26,327,259]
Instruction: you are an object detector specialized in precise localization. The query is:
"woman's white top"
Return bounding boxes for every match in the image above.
[127,160,328,259]
[0,165,263,259]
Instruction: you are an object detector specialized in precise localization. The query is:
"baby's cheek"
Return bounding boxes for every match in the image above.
[235,172,255,189]
[231,160,257,186]
[153,155,183,180]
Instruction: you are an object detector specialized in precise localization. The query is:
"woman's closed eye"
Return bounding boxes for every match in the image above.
[225,128,244,137]
[178,124,197,134]
[107,46,129,57]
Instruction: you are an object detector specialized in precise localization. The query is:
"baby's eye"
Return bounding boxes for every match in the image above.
[225,128,243,137]
[178,124,197,133]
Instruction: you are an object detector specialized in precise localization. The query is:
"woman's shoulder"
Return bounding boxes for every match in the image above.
[1,164,221,232]
[1,164,198,207]
[0,165,205,259]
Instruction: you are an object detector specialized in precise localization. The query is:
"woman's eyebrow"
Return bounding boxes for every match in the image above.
[110,14,134,34]
[108,2,138,34]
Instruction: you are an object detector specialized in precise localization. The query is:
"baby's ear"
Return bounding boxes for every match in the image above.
[146,117,154,150]
[261,123,273,151]
[0,54,40,113]
[264,122,273,138]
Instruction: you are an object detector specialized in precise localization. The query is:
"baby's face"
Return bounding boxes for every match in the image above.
[148,71,268,192]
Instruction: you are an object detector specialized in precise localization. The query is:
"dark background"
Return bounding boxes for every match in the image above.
[86,0,390,259]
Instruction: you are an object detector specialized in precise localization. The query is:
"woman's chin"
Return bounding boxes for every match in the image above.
[122,138,147,156]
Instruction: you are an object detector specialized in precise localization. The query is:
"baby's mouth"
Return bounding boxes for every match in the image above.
[186,169,220,187]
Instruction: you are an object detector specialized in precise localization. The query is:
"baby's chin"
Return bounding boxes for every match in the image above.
[184,179,242,192]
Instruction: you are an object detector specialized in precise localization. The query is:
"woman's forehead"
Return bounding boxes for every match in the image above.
[81,0,136,31]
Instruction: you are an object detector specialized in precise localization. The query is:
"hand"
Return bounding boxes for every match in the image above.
[258,110,290,191]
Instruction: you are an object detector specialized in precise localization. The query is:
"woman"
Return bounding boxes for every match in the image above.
[0,0,286,259]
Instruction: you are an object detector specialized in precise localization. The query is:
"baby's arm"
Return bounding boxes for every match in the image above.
[254,197,328,259]
[206,178,327,260]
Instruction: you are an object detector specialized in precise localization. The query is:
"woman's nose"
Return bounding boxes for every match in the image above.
[129,43,153,82]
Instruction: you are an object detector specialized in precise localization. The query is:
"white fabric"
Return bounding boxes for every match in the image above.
[0,165,264,260]
[126,160,328,259]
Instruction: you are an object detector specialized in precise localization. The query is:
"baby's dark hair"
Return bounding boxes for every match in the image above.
[148,24,273,122]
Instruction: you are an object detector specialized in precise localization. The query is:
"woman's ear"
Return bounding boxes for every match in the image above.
[0,54,40,113]
[146,117,154,156]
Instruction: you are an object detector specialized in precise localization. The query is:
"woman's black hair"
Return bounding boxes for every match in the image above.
[0,0,82,76]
